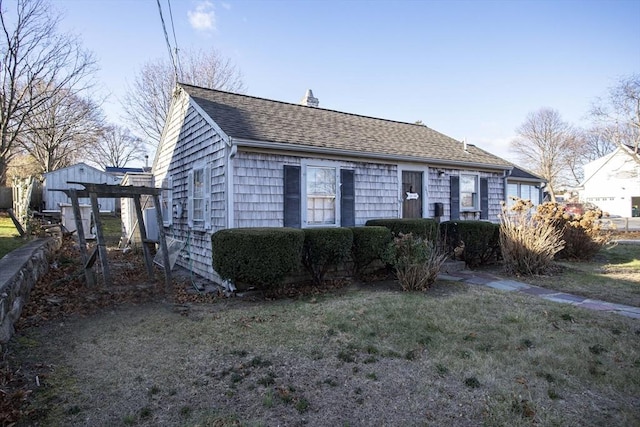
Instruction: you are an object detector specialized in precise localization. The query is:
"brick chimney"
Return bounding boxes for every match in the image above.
[300,89,319,107]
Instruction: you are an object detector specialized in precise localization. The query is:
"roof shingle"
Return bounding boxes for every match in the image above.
[181,83,511,169]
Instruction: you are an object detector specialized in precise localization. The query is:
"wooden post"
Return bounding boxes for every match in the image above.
[133,195,155,279]
[69,189,95,287]
[90,192,111,286]
[153,194,172,292]
[6,209,25,237]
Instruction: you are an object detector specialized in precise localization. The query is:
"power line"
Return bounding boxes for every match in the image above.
[166,0,181,81]
[155,0,178,84]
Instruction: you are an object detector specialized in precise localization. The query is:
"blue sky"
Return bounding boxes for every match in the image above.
[55,0,639,162]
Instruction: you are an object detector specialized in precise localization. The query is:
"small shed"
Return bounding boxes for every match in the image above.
[120,172,155,246]
[43,163,120,212]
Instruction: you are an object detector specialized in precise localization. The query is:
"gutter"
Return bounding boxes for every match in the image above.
[231,137,513,171]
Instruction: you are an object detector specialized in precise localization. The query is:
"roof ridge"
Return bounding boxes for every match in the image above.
[178,82,447,133]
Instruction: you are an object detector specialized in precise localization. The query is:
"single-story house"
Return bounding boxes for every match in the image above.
[579,145,640,217]
[153,84,515,282]
[42,162,121,212]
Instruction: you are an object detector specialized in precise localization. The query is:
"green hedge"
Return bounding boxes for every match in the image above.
[303,227,353,285]
[440,220,500,267]
[365,218,438,241]
[211,227,304,288]
[349,226,392,274]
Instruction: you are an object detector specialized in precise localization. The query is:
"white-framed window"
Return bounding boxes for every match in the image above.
[507,183,540,208]
[306,165,337,225]
[187,164,211,229]
[460,173,479,211]
[161,175,173,226]
[300,160,345,227]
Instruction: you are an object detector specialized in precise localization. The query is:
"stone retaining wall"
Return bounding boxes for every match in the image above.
[0,234,62,344]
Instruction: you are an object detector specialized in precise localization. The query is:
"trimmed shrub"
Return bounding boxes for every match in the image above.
[440,220,500,267]
[303,227,354,285]
[365,218,438,241]
[349,226,393,275]
[383,233,448,291]
[499,199,565,275]
[212,227,304,289]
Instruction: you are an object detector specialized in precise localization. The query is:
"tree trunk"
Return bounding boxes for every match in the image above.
[0,156,7,187]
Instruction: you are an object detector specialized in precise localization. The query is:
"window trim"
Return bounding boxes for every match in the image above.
[301,160,342,227]
[187,163,211,230]
[459,173,480,212]
[161,175,173,226]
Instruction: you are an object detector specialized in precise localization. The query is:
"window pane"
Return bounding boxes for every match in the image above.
[307,167,336,195]
[507,183,518,208]
[460,175,477,193]
[460,174,478,210]
[307,166,336,225]
[193,169,204,198]
[193,199,204,220]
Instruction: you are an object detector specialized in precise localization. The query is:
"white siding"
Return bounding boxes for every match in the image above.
[42,163,119,212]
[120,173,154,246]
[581,149,640,217]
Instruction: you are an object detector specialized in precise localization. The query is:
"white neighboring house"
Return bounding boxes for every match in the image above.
[42,162,121,212]
[580,146,640,217]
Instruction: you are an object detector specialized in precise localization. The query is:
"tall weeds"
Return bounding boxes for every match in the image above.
[499,200,565,275]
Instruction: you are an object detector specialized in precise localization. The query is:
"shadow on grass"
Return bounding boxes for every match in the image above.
[599,243,640,266]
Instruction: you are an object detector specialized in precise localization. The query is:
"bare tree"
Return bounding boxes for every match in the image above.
[17,85,103,174]
[0,0,97,185]
[89,125,147,169]
[583,126,617,161]
[122,48,245,147]
[591,74,640,164]
[510,108,581,201]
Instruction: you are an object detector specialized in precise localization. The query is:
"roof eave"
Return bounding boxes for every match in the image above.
[231,137,512,171]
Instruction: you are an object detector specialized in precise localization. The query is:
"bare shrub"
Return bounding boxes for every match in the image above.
[533,203,613,260]
[384,233,448,291]
[499,199,565,275]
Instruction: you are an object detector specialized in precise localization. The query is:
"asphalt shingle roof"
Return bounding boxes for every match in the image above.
[181,83,512,169]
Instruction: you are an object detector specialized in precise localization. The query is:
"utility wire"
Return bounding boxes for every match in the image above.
[166,0,182,81]
[156,0,178,85]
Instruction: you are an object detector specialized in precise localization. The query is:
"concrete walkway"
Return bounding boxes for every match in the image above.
[439,270,640,319]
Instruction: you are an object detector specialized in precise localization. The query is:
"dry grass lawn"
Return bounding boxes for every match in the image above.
[509,242,640,307]
[0,214,26,259]
[12,280,640,426]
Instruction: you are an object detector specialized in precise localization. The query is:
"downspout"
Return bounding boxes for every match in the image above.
[226,140,237,229]
[503,168,512,206]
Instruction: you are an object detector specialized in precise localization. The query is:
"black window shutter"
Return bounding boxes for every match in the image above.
[480,178,489,219]
[340,169,355,227]
[283,165,301,228]
[450,176,460,220]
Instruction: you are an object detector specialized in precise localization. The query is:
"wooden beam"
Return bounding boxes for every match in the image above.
[85,247,99,269]
[69,189,95,287]
[90,192,111,286]
[6,209,25,237]
[133,195,155,279]
[153,194,172,293]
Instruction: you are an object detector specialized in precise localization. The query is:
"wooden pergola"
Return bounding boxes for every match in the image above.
[50,182,171,291]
